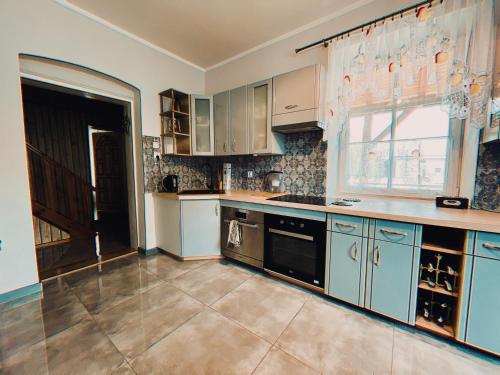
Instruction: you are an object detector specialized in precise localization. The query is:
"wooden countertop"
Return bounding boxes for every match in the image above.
[152,191,500,233]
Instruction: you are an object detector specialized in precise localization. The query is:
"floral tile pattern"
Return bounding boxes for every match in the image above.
[143,132,327,196]
[473,142,500,212]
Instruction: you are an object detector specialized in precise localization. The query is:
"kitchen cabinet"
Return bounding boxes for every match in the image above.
[181,200,221,257]
[326,214,420,323]
[328,232,367,306]
[214,81,284,155]
[229,85,249,154]
[367,239,415,323]
[153,197,221,258]
[214,91,230,155]
[465,255,500,354]
[191,95,214,155]
[272,64,324,129]
[248,79,284,154]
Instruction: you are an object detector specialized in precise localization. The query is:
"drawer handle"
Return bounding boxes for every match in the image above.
[284,104,298,110]
[380,228,407,237]
[374,244,381,266]
[335,222,357,229]
[350,241,359,261]
[482,242,500,250]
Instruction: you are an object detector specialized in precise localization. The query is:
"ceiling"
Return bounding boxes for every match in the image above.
[65,0,367,70]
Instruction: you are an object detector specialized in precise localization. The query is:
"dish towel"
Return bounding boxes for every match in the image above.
[227,220,241,247]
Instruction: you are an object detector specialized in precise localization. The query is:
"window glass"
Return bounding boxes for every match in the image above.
[342,103,454,196]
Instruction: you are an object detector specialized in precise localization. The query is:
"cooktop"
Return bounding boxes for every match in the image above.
[267,195,361,206]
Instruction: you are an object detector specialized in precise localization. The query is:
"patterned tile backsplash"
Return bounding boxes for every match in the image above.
[143,132,327,196]
[144,133,499,211]
[473,142,500,212]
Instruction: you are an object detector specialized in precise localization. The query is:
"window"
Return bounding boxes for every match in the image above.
[338,103,462,198]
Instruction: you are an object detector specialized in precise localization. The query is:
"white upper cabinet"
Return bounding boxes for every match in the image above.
[191,95,214,155]
[272,64,324,129]
[214,91,230,155]
[229,86,249,155]
[248,79,284,155]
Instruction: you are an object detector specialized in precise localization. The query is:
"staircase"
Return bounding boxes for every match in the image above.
[26,142,96,240]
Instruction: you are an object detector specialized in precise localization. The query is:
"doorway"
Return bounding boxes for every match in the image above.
[21,80,134,279]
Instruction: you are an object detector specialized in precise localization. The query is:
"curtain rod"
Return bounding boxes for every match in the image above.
[295,0,441,54]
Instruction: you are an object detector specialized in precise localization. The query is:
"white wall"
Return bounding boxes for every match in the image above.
[205,0,416,94]
[0,0,204,294]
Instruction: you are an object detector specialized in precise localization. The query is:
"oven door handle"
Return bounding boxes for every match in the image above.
[268,228,314,242]
[223,219,259,229]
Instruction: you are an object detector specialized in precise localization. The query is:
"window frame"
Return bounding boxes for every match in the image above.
[337,99,463,199]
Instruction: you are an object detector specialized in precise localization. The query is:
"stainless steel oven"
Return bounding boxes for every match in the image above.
[264,213,326,289]
[221,207,264,268]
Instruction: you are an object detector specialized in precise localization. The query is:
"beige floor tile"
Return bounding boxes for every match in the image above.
[139,253,208,280]
[96,283,204,360]
[1,320,126,375]
[130,308,270,375]
[253,346,319,375]
[0,279,90,360]
[212,276,308,342]
[392,329,500,375]
[170,261,253,305]
[68,263,164,315]
[277,298,394,375]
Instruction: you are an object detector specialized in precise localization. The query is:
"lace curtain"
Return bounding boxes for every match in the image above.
[324,0,495,140]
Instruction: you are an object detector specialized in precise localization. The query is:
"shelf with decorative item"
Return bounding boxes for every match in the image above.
[416,316,454,338]
[159,88,191,156]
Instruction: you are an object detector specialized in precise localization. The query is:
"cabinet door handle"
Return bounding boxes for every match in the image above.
[483,242,500,250]
[215,204,219,216]
[284,104,298,110]
[380,228,407,237]
[374,244,381,266]
[350,241,359,261]
[223,142,227,152]
[231,138,236,152]
[335,222,357,229]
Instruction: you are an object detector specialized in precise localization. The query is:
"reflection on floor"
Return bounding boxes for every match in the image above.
[0,253,498,374]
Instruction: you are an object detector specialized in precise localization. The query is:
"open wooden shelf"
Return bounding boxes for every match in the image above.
[421,242,463,255]
[416,316,454,338]
[418,282,458,297]
[159,88,191,156]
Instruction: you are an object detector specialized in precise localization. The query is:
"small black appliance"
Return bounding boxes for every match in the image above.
[162,174,179,192]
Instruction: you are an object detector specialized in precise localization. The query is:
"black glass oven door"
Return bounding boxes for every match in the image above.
[264,226,325,288]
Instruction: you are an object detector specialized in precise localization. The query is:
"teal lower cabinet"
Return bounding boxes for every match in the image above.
[367,239,415,323]
[180,200,221,257]
[327,231,366,306]
[465,256,500,355]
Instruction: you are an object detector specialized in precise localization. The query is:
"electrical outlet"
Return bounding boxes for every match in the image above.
[247,170,254,178]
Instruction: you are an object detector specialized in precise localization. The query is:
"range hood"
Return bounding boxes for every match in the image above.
[272,121,326,133]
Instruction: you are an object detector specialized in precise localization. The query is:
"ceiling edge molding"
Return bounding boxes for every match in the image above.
[53,0,207,72]
[205,0,375,71]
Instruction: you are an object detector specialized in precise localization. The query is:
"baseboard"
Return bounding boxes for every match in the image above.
[138,247,160,257]
[0,283,42,309]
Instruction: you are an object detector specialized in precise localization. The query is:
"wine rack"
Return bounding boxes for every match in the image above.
[415,225,468,338]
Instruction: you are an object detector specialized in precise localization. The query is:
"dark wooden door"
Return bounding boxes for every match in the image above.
[92,132,130,254]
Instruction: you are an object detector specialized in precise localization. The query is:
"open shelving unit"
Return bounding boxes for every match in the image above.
[159,89,191,156]
[415,225,467,339]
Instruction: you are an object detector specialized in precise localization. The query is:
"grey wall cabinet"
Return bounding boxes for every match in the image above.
[214,91,230,155]
[229,86,249,155]
[214,81,284,155]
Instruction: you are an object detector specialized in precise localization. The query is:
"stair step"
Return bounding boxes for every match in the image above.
[36,238,71,250]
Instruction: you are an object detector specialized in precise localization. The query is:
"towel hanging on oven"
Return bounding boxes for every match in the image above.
[227,220,241,247]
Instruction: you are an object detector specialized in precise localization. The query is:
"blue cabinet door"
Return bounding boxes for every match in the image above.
[369,240,414,323]
[181,200,221,257]
[328,232,366,306]
[466,256,500,355]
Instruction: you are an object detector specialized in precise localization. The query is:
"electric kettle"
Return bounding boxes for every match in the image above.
[162,174,179,192]
[264,171,284,193]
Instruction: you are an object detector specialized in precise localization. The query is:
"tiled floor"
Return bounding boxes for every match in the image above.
[0,253,498,374]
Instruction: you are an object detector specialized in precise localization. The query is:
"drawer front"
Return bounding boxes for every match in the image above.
[475,232,500,260]
[373,219,415,246]
[328,214,364,237]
